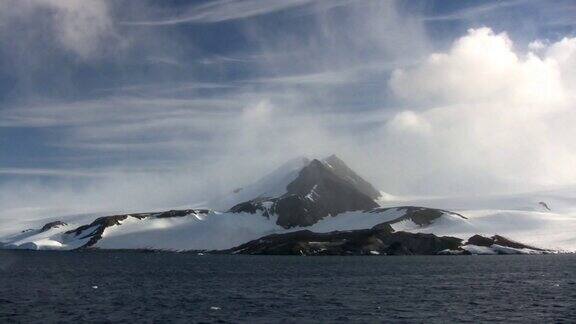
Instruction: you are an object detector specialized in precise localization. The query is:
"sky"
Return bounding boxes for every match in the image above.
[1,0,576,223]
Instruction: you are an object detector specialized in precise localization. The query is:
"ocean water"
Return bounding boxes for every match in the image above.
[0,251,575,323]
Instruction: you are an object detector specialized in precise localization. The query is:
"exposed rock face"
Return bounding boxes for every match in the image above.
[212,157,311,210]
[228,228,463,256]
[65,215,138,248]
[229,201,267,215]
[271,195,320,227]
[64,209,208,249]
[287,159,379,214]
[228,207,466,255]
[466,234,546,251]
[156,209,209,218]
[226,207,546,256]
[227,229,549,256]
[322,154,381,200]
[539,201,551,211]
[40,221,67,232]
[371,206,466,231]
[229,157,379,228]
[466,234,494,247]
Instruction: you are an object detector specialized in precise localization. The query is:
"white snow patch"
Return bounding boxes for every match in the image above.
[490,244,543,255]
[94,211,283,251]
[3,187,576,252]
[390,219,419,231]
[438,249,465,255]
[462,244,545,255]
[297,208,405,233]
[207,157,309,210]
[462,245,498,255]
[305,185,319,202]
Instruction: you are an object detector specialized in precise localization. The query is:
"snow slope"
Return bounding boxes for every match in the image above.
[0,210,280,251]
[206,157,310,210]
[2,155,576,252]
[416,209,576,252]
[2,191,576,252]
[0,207,456,251]
[94,211,281,251]
[378,187,576,252]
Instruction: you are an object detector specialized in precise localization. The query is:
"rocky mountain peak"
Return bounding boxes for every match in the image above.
[322,154,381,200]
[230,155,380,228]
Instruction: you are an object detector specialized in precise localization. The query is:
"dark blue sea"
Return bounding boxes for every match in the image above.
[1,251,575,323]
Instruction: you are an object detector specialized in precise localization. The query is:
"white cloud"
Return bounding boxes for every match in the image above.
[380,28,576,193]
[391,28,566,108]
[121,0,317,25]
[388,111,431,135]
[0,0,119,59]
[528,39,547,51]
[422,0,531,22]
[44,0,117,58]
[4,0,576,227]
[546,37,576,90]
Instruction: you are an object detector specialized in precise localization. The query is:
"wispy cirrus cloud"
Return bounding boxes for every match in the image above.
[3,0,576,227]
[0,168,100,178]
[422,0,533,22]
[0,165,185,178]
[121,0,319,26]
[0,0,121,59]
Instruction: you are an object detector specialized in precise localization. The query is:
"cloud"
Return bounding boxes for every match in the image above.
[3,1,576,228]
[121,0,318,26]
[391,28,566,107]
[0,168,100,178]
[546,37,576,90]
[422,0,532,22]
[41,0,118,59]
[0,0,120,59]
[378,27,576,194]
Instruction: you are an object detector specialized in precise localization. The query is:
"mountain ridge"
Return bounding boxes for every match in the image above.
[0,155,572,254]
[229,156,380,228]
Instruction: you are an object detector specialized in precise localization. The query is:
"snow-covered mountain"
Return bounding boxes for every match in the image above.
[1,155,576,254]
[207,156,312,211]
[208,155,381,212]
[229,157,379,228]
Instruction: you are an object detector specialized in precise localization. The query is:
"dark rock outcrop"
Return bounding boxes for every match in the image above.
[225,206,546,256]
[64,209,208,249]
[371,206,467,229]
[228,228,463,256]
[466,234,546,251]
[226,228,549,256]
[156,209,209,218]
[40,221,67,232]
[466,234,495,247]
[65,215,136,248]
[285,159,379,217]
[229,199,271,215]
[322,154,381,200]
[228,206,465,255]
[229,157,379,228]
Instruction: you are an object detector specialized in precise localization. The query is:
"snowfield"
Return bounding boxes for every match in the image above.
[206,157,310,211]
[0,211,279,251]
[377,187,576,252]
[2,196,576,252]
[2,156,576,253]
[0,208,413,251]
[95,211,281,251]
